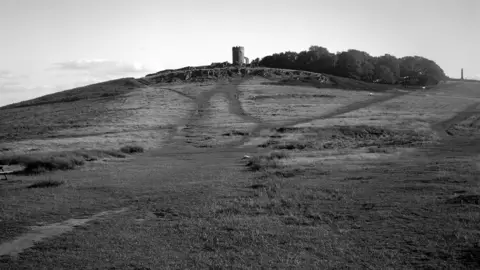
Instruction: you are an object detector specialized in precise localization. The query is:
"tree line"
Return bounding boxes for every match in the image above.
[250,46,447,85]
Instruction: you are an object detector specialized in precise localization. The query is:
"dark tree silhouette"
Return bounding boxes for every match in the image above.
[259,46,446,85]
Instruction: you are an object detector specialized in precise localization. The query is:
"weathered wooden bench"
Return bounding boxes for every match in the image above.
[0,165,14,180]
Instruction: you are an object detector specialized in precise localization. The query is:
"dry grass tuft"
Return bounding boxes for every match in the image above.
[0,149,126,174]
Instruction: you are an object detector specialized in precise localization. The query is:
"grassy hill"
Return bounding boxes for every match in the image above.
[0,67,400,152]
[1,65,480,269]
[2,78,145,109]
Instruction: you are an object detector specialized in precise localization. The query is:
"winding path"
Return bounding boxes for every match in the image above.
[158,76,411,152]
[147,76,479,159]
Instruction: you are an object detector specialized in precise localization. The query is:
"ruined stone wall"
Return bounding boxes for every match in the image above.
[144,66,331,84]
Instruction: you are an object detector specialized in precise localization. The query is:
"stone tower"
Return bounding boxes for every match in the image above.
[232,46,245,65]
[461,68,464,80]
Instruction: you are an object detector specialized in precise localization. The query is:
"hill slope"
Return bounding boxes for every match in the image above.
[1,65,480,268]
[0,67,400,154]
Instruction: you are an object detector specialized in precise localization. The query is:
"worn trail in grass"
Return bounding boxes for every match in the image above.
[432,102,480,138]
[161,76,409,150]
[163,78,262,148]
[0,208,128,257]
[237,90,409,147]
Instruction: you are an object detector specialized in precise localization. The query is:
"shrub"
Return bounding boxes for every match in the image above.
[22,155,84,173]
[119,145,144,154]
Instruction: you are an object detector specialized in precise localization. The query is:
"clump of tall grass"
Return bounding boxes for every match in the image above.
[245,151,289,171]
[0,149,127,174]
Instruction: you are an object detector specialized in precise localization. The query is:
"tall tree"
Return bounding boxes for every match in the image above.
[375,65,395,84]
[376,54,400,82]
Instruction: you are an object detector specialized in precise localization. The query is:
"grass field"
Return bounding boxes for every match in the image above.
[0,73,479,269]
[238,83,382,123]
[295,94,474,131]
[0,83,194,154]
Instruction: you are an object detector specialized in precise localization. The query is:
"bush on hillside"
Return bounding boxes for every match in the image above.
[119,145,144,154]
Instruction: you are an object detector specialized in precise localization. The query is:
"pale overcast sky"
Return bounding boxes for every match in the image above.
[0,0,478,106]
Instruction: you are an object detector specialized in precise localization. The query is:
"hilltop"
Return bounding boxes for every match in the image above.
[0,66,380,111]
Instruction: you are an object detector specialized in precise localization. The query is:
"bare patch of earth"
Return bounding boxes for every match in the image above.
[0,208,128,258]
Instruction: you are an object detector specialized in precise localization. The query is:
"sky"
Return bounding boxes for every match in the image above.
[0,0,479,106]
